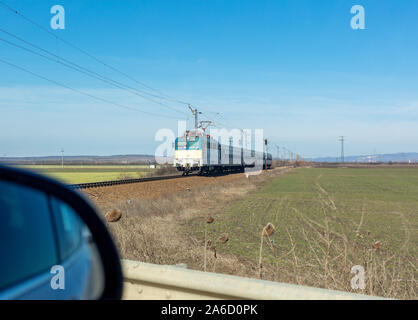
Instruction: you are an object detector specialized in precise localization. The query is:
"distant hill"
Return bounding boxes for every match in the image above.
[0,154,164,165]
[3,152,417,165]
[307,152,418,163]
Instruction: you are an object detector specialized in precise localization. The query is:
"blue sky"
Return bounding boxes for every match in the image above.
[0,0,417,158]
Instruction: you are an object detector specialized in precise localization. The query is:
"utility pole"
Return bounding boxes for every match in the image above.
[61,149,64,168]
[276,146,280,160]
[339,136,345,163]
[188,105,201,130]
[283,147,287,162]
[264,139,268,169]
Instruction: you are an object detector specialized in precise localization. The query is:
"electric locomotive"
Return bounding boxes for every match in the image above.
[173,130,272,175]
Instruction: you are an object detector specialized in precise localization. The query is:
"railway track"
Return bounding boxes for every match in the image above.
[68,174,191,189]
[68,169,257,190]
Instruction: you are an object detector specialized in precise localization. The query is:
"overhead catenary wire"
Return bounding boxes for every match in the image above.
[0,0,241,129]
[0,0,191,106]
[0,29,189,116]
[0,57,181,119]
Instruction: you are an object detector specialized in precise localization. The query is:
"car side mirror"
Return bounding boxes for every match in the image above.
[0,165,123,300]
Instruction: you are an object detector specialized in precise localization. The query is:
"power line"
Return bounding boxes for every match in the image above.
[0,35,227,127]
[0,58,180,119]
[0,1,241,130]
[0,0,191,106]
[200,112,230,129]
[0,29,189,116]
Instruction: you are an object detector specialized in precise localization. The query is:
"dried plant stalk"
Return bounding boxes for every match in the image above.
[218,233,229,244]
[204,223,207,272]
[259,223,276,279]
[204,216,215,272]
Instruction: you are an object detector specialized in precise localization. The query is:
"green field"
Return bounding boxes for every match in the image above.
[196,168,418,298]
[15,165,157,184]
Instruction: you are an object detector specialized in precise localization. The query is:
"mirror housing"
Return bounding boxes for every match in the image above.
[0,165,123,300]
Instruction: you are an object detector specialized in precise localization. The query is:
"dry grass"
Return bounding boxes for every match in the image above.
[92,169,289,274]
[282,214,413,298]
[146,164,179,177]
[265,209,418,299]
[90,167,416,299]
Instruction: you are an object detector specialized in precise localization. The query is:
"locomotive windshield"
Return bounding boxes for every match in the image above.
[175,136,201,150]
[187,138,201,150]
[175,138,187,150]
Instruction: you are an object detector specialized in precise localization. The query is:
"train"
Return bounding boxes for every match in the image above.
[174,129,272,175]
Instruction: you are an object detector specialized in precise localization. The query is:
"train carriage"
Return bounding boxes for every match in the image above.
[174,130,272,175]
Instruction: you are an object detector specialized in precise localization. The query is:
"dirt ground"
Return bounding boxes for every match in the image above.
[82,173,244,207]
[81,168,291,274]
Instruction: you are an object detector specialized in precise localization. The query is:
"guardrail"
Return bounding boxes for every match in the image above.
[121,260,384,300]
